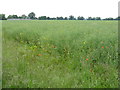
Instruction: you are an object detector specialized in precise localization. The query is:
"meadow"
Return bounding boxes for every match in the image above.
[2,20,118,88]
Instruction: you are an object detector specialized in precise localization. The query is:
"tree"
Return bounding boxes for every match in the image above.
[7,15,13,19]
[87,17,93,20]
[21,14,27,19]
[77,16,84,20]
[0,14,6,20]
[103,17,114,20]
[69,15,75,20]
[114,17,120,20]
[95,17,101,20]
[91,17,96,20]
[7,15,18,19]
[118,16,120,20]
[46,17,50,20]
[28,12,35,19]
[50,17,56,20]
[18,16,22,19]
[64,17,68,20]
[38,16,47,20]
[57,16,64,20]
[56,17,59,20]
[12,15,18,19]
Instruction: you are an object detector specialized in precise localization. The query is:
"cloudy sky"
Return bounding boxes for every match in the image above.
[0,0,119,18]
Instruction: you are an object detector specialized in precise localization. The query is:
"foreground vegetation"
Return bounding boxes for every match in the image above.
[2,20,118,88]
[0,21,2,89]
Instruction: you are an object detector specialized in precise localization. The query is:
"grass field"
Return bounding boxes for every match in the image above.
[2,20,118,88]
[0,21,2,89]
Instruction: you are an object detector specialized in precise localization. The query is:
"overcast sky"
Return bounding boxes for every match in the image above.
[0,0,119,18]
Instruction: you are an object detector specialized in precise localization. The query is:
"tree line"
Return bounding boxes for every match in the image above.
[0,12,120,20]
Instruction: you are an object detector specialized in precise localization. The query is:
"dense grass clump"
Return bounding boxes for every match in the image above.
[2,20,118,88]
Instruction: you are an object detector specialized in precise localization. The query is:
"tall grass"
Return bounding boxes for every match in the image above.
[0,21,2,89]
[2,20,118,88]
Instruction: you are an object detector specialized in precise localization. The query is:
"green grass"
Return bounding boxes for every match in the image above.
[0,21,2,89]
[2,20,118,88]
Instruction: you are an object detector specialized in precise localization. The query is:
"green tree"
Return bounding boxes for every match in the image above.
[64,17,68,20]
[7,15,18,19]
[12,15,18,19]
[87,17,92,20]
[57,17,63,20]
[91,17,96,20]
[115,16,120,20]
[103,17,114,20]
[51,17,56,20]
[38,16,47,20]
[69,15,75,20]
[77,16,84,20]
[0,14,6,20]
[7,15,13,19]
[21,14,27,19]
[28,12,35,19]
[95,17,101,20]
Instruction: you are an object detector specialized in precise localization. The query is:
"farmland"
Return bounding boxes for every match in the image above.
[2,20,118,88]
